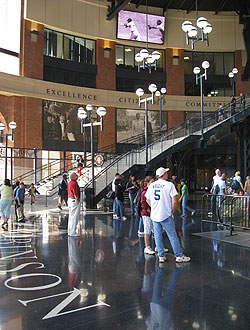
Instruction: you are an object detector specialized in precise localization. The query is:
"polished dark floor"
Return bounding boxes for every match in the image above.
[1,209,250,330]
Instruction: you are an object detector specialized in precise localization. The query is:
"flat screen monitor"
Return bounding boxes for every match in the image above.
[117,10,165,45]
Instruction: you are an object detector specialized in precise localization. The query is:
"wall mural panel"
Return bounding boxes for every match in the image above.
[43,100,98,147]
[116,108,168,143]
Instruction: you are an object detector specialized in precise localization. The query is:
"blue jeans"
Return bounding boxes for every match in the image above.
[182,195,194,216]
[138,217,144,233]
[113,197,117,216]
[152,216,183,257]
[230,105,235,116]
[152,267,182,311]
[115,197,124,218]
[129,193,137,215]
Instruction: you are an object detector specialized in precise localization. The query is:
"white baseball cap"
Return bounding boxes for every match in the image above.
[156,167,170,177]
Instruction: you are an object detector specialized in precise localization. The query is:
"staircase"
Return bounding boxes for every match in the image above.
[85,97,250,204]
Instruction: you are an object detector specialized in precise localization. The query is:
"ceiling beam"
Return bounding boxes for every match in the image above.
[107,0,131,21]
[187,0,196,14]
[215,0,229,14]
[178,0,188,11]
[136,0,144,8]
[163,0,174,13]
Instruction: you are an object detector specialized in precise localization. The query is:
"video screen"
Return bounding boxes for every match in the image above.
[117,10,165,45]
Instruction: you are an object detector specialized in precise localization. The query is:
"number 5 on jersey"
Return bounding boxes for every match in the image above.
[154,190,161,200]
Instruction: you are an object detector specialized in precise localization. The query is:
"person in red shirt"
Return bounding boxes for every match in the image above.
[67,172,81,237]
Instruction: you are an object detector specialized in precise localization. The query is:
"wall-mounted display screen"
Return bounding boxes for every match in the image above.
[117,10,165,45]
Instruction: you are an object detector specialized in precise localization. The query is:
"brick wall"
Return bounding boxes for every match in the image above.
[235,50,250,96]
[168,111,185,129]
[166,48,185,128]
[96,39,116,151]
[20,19,44,79]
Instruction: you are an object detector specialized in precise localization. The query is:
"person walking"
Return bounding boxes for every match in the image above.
[178,179,195,218]
[135,179,145,236]
[13,180,20,221]
[231,171,244,194]
[67,172,81,237]
[28,183,40,205]
[230,95,236,116]
[218,103,224,121]
[112,173,120,219]
[126,175,139,215]
[244,176,250,196]
[145,167,190,263]
[240,93,246,113]
[0,179,13,229]
[209,169,222,216]
[114,177,127,221]
[15,182,25,222]
[58,174,68,210]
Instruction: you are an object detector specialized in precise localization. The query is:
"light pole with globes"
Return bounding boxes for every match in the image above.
[135,84,166,170]
[155,87,167,137]
[78,106,106,196]
[0,121,17,179]
[193,60,210,143]
[228,68,238,96]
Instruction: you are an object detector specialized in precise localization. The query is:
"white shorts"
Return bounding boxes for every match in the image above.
[142,216,153,235]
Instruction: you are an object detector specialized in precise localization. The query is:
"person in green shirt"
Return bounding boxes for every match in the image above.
[178,179,195,218]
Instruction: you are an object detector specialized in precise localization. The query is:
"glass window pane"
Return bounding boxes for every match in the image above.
[203,53,214,74]
[55,31,63,59]
[184,51,193,74]
[64,35,74,60]
[156,50,164,70]
[214,53,223,75]
[124,46,134,67]
[86,39,95,64]
[224,53,234,75]
[74,37,85,63]
[193,52,203,69]
[116,45,124,65]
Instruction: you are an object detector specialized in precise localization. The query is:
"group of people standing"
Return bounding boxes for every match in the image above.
[0,180,40,229]
[112,169,191,264]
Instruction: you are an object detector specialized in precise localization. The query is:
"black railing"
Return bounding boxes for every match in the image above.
[202,194,250,235]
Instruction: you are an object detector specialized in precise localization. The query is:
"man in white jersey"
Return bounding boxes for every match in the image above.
[124,18,139,40]
[145,167,191,263]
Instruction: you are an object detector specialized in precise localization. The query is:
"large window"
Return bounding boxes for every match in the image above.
[184,51,234,96]
[184,51,234,75]
[44,29,96,65]
[116,44,165,71]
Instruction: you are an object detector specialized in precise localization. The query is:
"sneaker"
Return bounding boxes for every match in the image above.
[155,247,169,253]
[113,214,118,219]
[58,206,62,210]
[191,210,195,216]
[181,215,187,218]
[138,231,144,237]
[121,216,127,221]
[175,255,191,263]
[144,246,155,255]
[159,256,167,263]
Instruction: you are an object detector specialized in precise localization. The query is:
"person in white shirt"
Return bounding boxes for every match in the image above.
[124,18,139,40]
[145,167,190,264]
[210,169,222,216]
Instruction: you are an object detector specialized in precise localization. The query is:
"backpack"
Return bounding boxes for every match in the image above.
[230,179,240,192]
[213,184,220,194]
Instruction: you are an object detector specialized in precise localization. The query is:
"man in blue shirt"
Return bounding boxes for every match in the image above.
[15,182,25,222]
